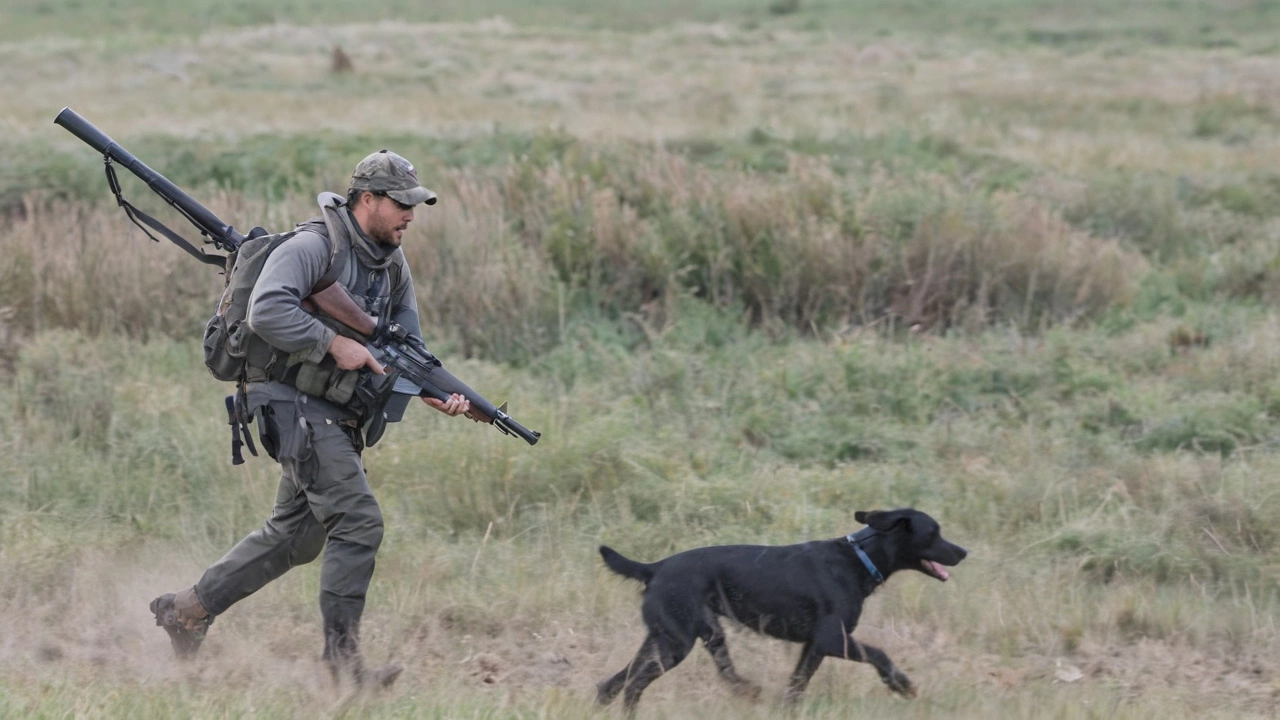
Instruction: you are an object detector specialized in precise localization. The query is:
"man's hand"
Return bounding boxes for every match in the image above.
[424,393,472,418]
[329,334,385,374]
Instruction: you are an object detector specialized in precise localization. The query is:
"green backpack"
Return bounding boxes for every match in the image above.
[202,193,349,383]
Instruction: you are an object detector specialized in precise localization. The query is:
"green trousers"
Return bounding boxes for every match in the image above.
[193,384,383,643]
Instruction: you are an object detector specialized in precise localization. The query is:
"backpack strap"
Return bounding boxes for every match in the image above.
[313,192,351,291]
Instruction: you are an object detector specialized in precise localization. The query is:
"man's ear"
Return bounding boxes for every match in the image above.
[855,509,909,532]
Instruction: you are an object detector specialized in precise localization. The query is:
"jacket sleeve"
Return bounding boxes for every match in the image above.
[246,230,337,364]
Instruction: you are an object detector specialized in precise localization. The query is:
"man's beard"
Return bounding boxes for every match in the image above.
[369,219,404,248]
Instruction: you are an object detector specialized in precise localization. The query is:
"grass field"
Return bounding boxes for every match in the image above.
[2,1,1280,718]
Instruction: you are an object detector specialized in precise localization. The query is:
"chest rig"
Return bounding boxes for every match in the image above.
[246,193,402,413]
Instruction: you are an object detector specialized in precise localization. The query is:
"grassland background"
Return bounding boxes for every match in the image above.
[3,0,1280,718]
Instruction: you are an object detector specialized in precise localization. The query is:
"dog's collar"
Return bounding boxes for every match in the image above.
[845,529,885,585]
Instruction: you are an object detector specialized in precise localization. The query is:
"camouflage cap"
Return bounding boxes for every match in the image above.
[348,150,437,206]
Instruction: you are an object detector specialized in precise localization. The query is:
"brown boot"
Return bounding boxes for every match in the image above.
[150,586,214,659]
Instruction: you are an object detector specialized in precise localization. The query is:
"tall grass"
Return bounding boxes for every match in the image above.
[1,143,1142,363]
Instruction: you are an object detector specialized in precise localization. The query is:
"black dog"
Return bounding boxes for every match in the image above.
[596,508,966,711]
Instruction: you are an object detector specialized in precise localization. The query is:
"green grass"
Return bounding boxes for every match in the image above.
[4,0,1280,717]
[4,0,1279,46]
[4,309,1280,717]
[10,126,1044,209]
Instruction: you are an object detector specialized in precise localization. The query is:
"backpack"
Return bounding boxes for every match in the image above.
[202,193,350,383]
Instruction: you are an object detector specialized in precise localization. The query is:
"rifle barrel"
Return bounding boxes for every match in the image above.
[53,107,244,247]
[494,414,541,446]
[378,342,541,446]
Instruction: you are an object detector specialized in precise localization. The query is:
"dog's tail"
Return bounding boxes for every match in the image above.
[599,546,656,584]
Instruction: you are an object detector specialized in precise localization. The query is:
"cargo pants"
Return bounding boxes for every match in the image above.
[192,381,383,670]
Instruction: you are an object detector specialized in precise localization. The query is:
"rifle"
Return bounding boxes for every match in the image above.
[55,107,541,448]
[304,289,541,445]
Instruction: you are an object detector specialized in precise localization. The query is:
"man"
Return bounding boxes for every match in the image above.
[150,150,470,687]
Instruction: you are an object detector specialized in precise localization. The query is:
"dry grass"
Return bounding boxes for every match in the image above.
[0,521,1275,718]
[5,6,1280,719]
[2,152,1142,358]
[2,21,1275,172]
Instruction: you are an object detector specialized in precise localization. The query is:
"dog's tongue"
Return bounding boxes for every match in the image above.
[922,559,950,581]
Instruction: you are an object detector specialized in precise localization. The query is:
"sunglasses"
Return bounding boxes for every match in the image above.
[373,192,414,211]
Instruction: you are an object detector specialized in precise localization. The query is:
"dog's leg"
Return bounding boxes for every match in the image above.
[812,626,915,697]
[700,615,761,701]
[848,639,914,697]
[596,634,657,706]
[783,640,823,704]
[621,634,694,712]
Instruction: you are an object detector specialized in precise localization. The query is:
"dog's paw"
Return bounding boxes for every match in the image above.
[886,670,916,697]
[595,678,622,706]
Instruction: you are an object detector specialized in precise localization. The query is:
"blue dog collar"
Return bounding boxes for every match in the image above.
[846,532,885,584]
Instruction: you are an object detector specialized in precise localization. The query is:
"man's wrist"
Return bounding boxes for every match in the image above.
[314,326,339,363]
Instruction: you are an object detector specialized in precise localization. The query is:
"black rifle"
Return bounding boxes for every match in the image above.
[370,323,541,446]
[55,107,541,451]
[303,285,541,446]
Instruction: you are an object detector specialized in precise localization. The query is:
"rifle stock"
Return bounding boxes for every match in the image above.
[305,283,378,338]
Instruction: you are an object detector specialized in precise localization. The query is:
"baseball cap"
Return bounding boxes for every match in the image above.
[348,150,437,206]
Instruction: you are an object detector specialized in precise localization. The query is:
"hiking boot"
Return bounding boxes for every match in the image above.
[150,586,214,659]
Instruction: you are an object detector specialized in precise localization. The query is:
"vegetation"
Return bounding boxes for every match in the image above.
[2,0,1279,718]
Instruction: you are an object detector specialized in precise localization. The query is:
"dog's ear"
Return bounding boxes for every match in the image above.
[856,509,910,532]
